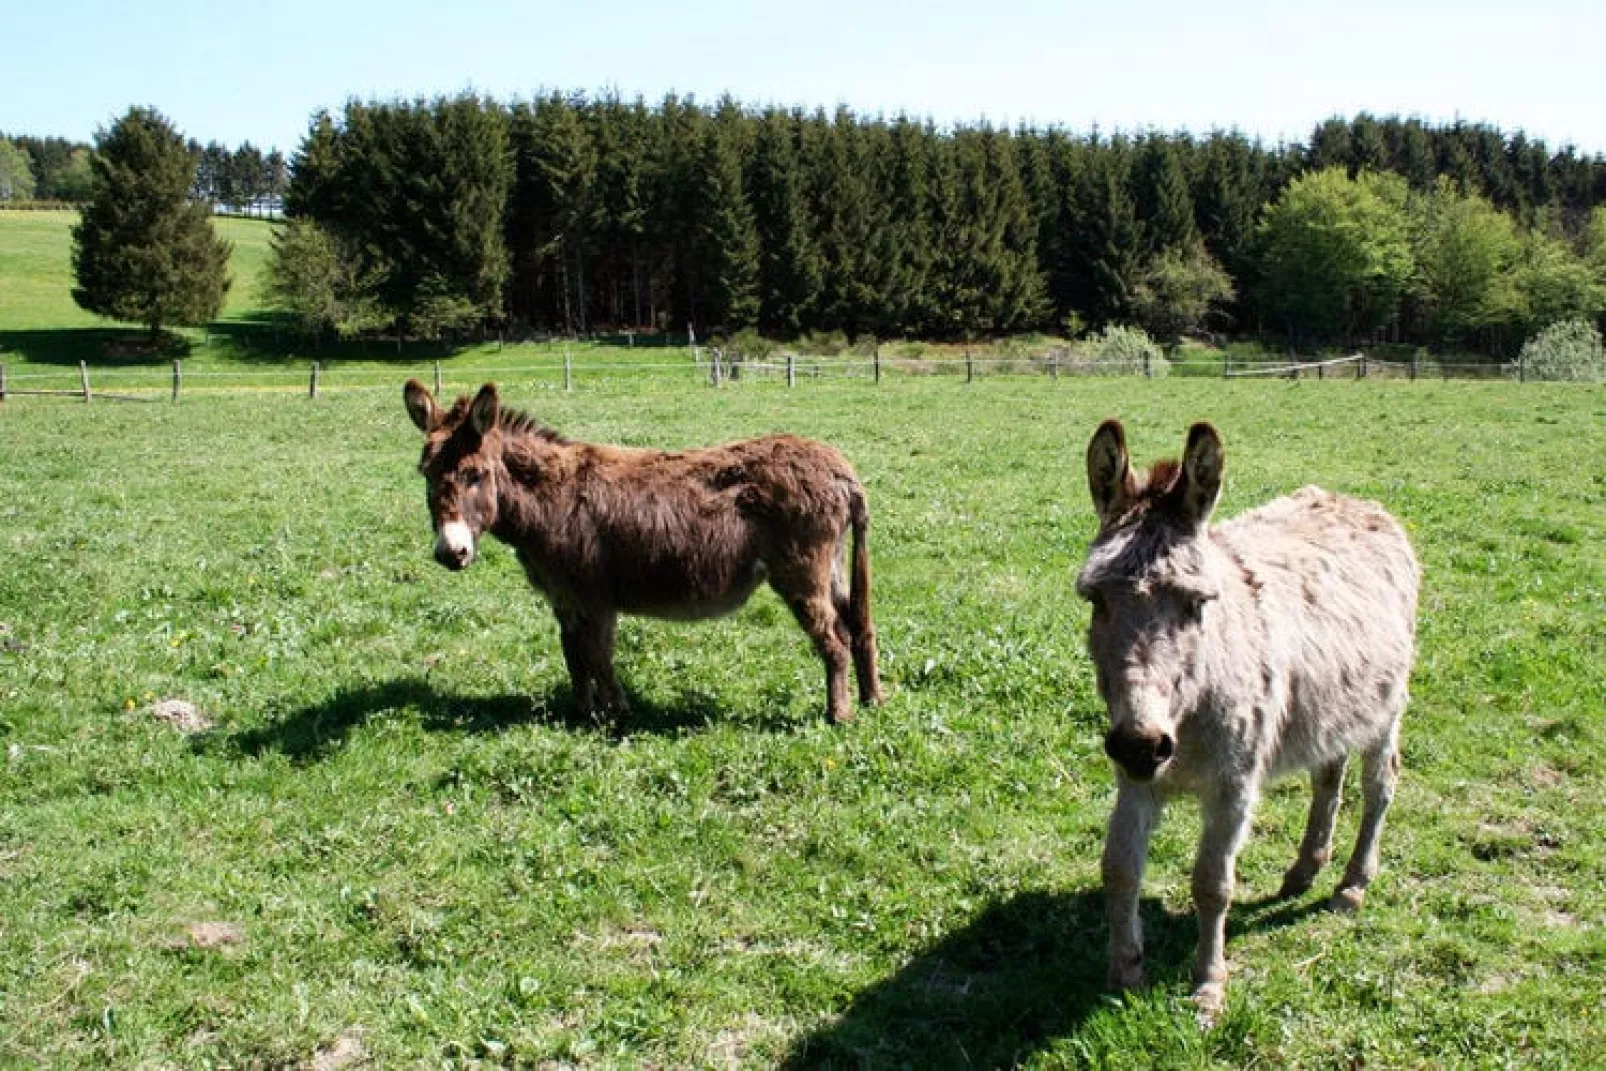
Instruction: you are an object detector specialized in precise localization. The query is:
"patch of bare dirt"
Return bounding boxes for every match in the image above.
[148,698,214,733]
[185,921,245,949]
[306,1028,367,1070]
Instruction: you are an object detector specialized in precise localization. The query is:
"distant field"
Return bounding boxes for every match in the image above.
[0,210,275,331]
[1,373,1602,1066]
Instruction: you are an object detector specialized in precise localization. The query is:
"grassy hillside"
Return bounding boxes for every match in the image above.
[1,376,1602,1066]
[0,210,276,331]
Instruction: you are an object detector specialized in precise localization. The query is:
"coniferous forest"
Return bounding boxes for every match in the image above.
[162,95,1606,353]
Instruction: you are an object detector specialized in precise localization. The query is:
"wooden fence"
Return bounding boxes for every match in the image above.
[0,348,1528,405]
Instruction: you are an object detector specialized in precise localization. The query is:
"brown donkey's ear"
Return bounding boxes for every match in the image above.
[403,379,440,433]
[1087,419,1135,526]
[1179,422,1225,529]
[468,383,500,437]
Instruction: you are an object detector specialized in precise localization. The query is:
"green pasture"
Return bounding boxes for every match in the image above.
[0,372,1602,1067]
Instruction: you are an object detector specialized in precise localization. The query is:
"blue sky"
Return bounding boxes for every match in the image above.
[5,0,1604,155]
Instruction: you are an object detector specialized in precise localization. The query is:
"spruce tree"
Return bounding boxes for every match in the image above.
[1135,136,1199,257]
[690,115,759,330]
[71,107,231,337]
[749,109,822,336]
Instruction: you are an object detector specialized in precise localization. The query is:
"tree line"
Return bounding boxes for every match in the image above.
[273,95,1606,355]
[1,130,286,211]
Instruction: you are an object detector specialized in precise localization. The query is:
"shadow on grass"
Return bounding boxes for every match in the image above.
[0,328,192,367]
[782,888,1326,1068]
[209,674,770,762]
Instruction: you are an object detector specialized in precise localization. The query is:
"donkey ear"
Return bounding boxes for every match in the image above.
[403,379,439,433]
[1086,419,1135,526]
[1179,423,1225,528]
[468,383,500,437]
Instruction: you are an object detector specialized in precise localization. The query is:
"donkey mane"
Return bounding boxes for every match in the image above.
[441,394,567,444]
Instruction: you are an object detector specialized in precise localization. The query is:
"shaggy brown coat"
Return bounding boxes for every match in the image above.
[403,381,883,722]
[1079,419,1419,1020]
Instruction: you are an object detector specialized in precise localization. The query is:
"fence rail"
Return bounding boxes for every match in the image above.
[0,349,1528,404]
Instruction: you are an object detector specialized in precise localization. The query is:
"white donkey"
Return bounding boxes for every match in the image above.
[1078,420,1418,1019]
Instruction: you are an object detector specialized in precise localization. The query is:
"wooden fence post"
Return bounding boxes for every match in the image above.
[1410,352,1418,381]
[564,347,572,392]
[1049,349,1058,380]
[709,348,721,387]
[434,361,443,396]
[172,359,181,402]
[1518,350,1527,383]
[310,362,320,398]
[965,350,973,384]
[0,361,7,402]
[1144,350,1152,378]
[873,345,881,385]
[787,353,795,388]
[80,360,91,403]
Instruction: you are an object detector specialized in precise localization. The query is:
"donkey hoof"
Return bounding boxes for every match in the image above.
[829,707,856,725]
[1277,870,1315,900]
[1191,982,1226,1026]
[1108,962,1148,992]
[1326,886,1366,913]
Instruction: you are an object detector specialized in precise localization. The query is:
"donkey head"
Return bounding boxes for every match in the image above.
[403,380,504,571]
[1078,420,1226,783]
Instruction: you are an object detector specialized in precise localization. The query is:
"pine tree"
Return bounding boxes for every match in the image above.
[806,108,879,336]
[71,107,231,337]
[748,109,822,336]
[508,93,597,332]
[690,114,759,330]
[1134,136,1199,257]
[876,117,937,335]
[1066,141,1143,327]
[588,95,651,327]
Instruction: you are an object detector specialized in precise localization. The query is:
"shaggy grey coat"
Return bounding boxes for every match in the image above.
[1078,420,1419,1020]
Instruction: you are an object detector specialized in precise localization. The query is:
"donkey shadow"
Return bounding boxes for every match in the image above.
[782,887,1325,1068]
[212,675,755,762]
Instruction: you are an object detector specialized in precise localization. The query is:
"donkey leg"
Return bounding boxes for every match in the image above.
[1192,785,1258,1021]
[555,613,596,719]
[1331,721,1402,912]
[1103,781,1161,992]
[774,560,853,723]
[591,612,629,715]
[1279,757,1348,899]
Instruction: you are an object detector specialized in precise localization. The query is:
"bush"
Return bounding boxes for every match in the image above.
[797,329,849,356]
[1083,325,1167,376]
[718,328,776,360]
[1519,318,1605,382]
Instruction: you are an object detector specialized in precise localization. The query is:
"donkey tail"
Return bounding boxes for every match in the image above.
[846,482,883,704]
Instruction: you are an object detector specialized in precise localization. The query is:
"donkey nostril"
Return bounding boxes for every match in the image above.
[1155,734,1176,761]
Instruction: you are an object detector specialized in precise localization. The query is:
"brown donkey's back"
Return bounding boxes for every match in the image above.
[404,380,882,722]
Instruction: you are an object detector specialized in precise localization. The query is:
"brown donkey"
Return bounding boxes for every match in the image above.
[1078,420,1418,1021]
[403,381,883,723]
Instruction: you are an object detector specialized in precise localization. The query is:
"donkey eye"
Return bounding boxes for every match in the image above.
[464,471,483,487]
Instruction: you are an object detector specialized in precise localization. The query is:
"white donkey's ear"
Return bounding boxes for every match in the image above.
[468,383,500,437]
[403,379,439,433]
[1179,423,1224,529]
[1087,419,1135,526]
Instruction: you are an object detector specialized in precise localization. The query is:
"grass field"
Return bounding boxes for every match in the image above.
[2,206,1604,1066]
[1,372,1603,1067]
